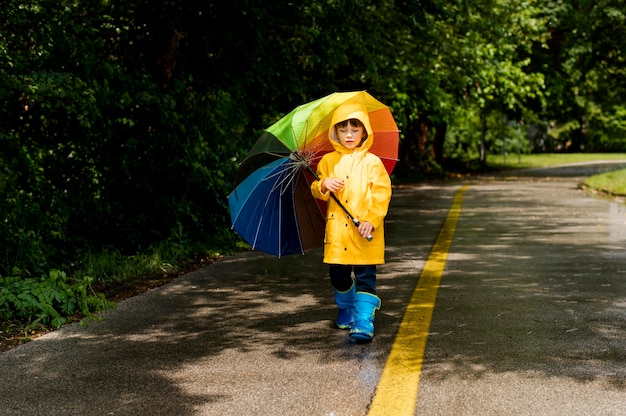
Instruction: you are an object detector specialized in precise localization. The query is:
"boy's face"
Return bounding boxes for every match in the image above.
[336,121,365,150]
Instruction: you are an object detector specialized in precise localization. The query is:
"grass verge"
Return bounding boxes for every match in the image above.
[487,152,626,170]
[1,229,246,353]
[486,152,626,196]
[582,169,626,196]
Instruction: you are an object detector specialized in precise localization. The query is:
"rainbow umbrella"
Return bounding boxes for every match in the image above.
[228,91,399,257]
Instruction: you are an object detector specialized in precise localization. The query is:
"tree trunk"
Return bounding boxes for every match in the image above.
[399,114,430,172]
[433,122,447,164]
[157,27,186,89]
[480,110,487,164]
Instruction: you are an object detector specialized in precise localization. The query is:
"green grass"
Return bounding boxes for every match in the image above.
[487,153,626,170]
[583,169,626,196]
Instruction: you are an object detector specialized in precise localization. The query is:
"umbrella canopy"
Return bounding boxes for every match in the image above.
[228,91,399,257]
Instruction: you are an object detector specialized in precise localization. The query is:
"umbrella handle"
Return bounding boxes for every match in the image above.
[351,218,374,242]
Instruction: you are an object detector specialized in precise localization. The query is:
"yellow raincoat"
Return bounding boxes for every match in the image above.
[311,103,392,265]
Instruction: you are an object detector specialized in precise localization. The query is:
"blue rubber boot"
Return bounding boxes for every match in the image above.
[334,282,356,329]
[349,292,381,342]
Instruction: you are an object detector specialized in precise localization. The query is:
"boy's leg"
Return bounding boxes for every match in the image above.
[353,265,376,294]
[329,264,354,291]
[330,265,356,329]
[351,265,380,342]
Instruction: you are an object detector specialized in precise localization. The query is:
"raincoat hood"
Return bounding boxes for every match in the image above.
[329,103,374,153]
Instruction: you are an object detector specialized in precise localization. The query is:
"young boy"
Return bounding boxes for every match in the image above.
[311,102,392,342]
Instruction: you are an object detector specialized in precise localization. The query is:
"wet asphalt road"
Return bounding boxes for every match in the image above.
[1,162,626,415]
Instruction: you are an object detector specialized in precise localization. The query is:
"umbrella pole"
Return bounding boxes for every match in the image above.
[299,156,373,242]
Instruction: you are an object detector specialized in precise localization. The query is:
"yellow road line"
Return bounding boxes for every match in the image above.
[368,185,470,416]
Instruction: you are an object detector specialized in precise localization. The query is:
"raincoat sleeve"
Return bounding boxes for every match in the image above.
[361,156,392,230]
[311,155,332,202]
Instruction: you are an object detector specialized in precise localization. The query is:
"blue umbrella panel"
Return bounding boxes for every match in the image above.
[228,157,326,257]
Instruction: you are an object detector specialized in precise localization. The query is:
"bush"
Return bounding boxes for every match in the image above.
[0,1,247,274]
[0,269,115,329]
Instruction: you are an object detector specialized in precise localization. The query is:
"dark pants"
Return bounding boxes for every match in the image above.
[329,264,377,295]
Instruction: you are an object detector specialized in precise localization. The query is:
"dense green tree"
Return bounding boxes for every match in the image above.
[533,0,626,151]
[0,0,247,273]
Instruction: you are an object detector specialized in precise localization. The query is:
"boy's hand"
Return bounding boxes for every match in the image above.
[321,178,344,193]
[358,221,374,238]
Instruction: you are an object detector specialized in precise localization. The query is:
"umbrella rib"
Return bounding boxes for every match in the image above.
[263,150,292,158]
[279,160,307,254]
[250,171,284,251]
[296,141,328,167]
[250,160,303,254]
[283,161,306,254]
[229,162,289,226]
